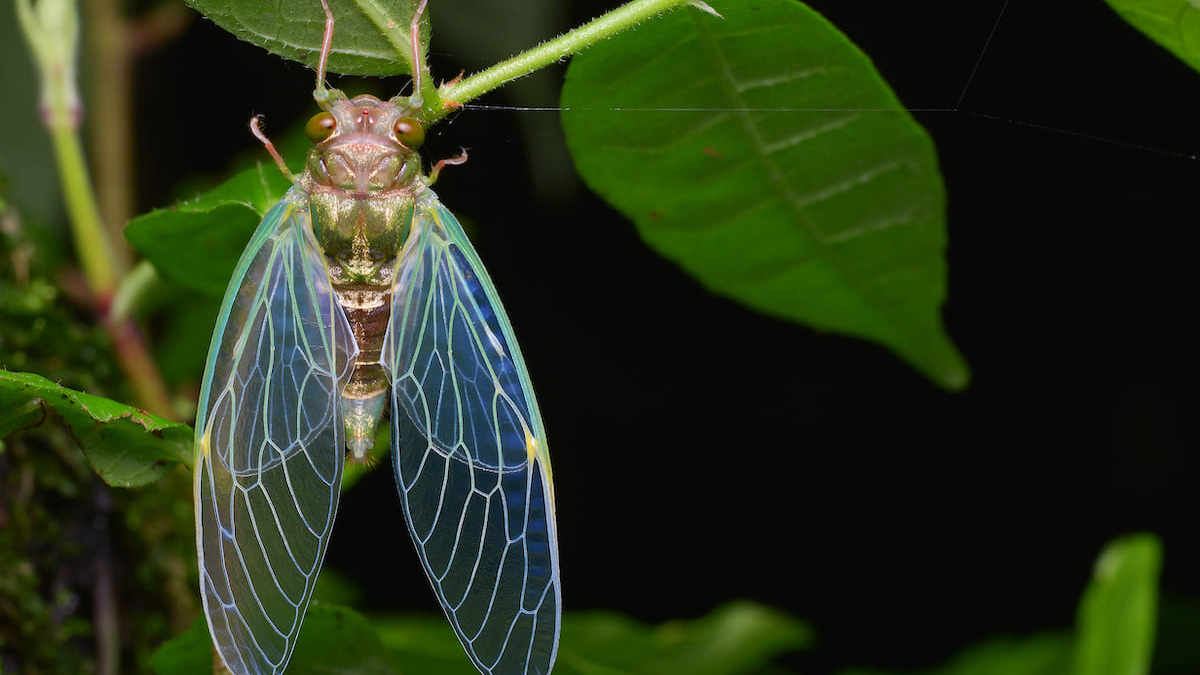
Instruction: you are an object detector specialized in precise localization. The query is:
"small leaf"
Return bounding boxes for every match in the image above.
[0,370,192,486]
[1103,0,1200,75]
[555,601,810,675]
[1072,533,1161,675]
[125,163,290,297]
[182,0,422,76]
[561,0,968,389]
[290,602,397,675]
[837,632,1072,675]
[372,612,479,674]
[150,617,212,675]
[152,603,396,675]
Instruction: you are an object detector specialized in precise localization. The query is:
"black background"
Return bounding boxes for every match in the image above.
[131,1,1197,672]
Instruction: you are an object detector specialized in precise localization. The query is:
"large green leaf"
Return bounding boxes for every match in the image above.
[1104,0,1200,75]
[371,601,810,675]
[1072,533,1161,675]
[125,163,290,297]
[182,0,422,76]
[152,603,396,675]
[561,0,968,389]
[0,370,192,486]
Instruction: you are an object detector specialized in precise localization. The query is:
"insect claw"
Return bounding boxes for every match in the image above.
[427,148,469,186]
[250,115,297,184]
[442,70,466,88]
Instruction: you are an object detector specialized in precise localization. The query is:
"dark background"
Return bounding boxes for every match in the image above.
[126,0,1197,672]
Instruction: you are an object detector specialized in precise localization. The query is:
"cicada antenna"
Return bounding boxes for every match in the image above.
[427,148,469,186]
[250,115,298,184]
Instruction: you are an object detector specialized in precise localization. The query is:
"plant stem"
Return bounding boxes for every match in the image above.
[108,313,174,419]
[18,0,118,296]
[49,126,117,296]
[82,0,134,274]
[110,259,159,324]
[18,0,174,419]
[435,0,716,117]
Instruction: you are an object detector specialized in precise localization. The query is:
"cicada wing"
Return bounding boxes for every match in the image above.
[195,186,357,675]
[382,191,560,675]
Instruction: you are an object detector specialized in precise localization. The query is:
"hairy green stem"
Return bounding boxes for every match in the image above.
[435,0,717,117]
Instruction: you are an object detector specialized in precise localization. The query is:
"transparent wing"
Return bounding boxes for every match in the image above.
[383,190,560,675]
[194,186,357,675]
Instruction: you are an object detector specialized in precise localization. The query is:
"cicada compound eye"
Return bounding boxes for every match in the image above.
[394,117,425,149]
[305,112,336,142]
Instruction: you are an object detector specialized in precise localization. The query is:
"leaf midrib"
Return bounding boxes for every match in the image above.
[686,9,926,343]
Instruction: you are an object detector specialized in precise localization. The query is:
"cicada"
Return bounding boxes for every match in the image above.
[192,2,560,673]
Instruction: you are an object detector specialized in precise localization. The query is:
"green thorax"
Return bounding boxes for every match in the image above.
[299,92,425,285]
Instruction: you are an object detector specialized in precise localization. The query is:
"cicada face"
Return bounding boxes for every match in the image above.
[304,95,423,193]
[302,95,425,279]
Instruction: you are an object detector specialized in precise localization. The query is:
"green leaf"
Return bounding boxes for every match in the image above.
[1072,533,1161,675]
[838,633,1072,675]
[290,602,397,675]
[371,612,479,674]
[149,617,212,675]
[373,602,809,675]
[1103,0,1200,75]
[152,603,396,675]
[182,0,421,76]
[0,370,192,486]
[561,0,969,389]
[156,602,805,675]
[555,601,810,675]
[125,163,290,297]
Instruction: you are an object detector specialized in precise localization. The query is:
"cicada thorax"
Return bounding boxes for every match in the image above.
[299,93,427,462]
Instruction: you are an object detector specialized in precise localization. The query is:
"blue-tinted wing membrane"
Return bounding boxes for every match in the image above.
[383,191,560,675]
[195,186,357,675]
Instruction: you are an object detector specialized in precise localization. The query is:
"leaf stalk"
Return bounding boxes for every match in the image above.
[432,0,717,119]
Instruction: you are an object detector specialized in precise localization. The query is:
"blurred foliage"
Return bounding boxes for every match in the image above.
[150,600,812,675]
[0,206,110,396]
[1102,0,1200,75]
[1,200,196,674]
[0,422,98,674]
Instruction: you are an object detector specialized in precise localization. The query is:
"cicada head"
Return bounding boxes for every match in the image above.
[301,93,428,278]
[303,94,425,194]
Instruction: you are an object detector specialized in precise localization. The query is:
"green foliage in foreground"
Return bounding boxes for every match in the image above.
[151,601,811,675]
[140,534,1169,675]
